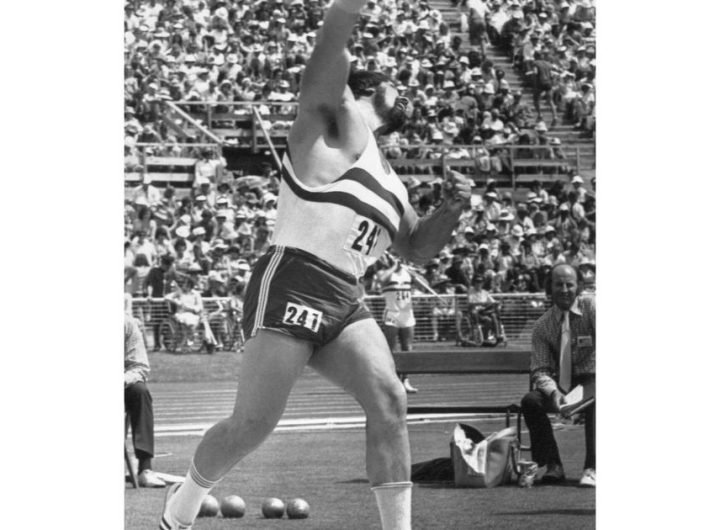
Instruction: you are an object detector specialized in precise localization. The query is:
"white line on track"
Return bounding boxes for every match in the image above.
[155,413,515,437]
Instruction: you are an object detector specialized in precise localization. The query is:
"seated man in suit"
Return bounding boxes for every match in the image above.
[521,263,596,487]
[125,313,165,488]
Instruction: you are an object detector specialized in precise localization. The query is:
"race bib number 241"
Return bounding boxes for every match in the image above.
[282,302,322,333]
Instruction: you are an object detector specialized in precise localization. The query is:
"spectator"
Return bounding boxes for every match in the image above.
[445,254,471,289]
[144,254,177,351]
[530,50,559,127]
[527,197,547,229]
[519,235,542,270]
[137,203,162,239]
[544,240,566,266]
[131,175,162,208]
[429,276,458,342]
[172,236,193,272]
[153,227,173,258]
[484,222,501,256]
[578,258,596,293]
[571,175,588,204]
[164,276,203,350]
[550,137,568,170]
[504,89,532,129]
[554,203,578,241]
[376,256,420,393]
[130,229,157,265]
[194,148,224,188]
[515,202,534,232]
[521,264,595,487]
[125,142,143,172]
[566,190,585,221]
[483,190,502,222]
[557,71,579,117]
[466,275,506,344]
[126,253,152,300]
[507,224,524,257]
[572,81,595,132]
[476,242,496,273]
[125,315,165,488]
[190,226,211,272]
[467,0,490,52]
[496,240,516,280]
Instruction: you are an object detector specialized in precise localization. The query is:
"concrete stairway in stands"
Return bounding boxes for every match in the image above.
[428,0,595,177]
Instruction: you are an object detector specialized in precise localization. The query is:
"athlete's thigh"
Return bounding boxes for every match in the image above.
[398,326,414,351]
[383,325,399,352]
[231,329,313,419]
[309,318,401,408]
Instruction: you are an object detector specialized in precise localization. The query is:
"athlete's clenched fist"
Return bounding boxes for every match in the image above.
[442,170,473,211]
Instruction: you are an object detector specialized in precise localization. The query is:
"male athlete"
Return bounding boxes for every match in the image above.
[377,255,419,393]
[158,1,471,529]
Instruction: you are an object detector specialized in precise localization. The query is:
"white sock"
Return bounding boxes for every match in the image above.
[371,482,412,530]
[167,460,219,525]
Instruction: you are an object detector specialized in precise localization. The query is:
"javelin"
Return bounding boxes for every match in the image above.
[406,268,451,307]
[380,251,449,304]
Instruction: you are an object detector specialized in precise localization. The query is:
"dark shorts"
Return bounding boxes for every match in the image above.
[535,81,553,93]
[242,245,373,347]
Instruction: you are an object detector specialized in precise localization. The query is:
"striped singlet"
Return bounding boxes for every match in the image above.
[271,132,411,279]
[381,266,415,328]
[381,266,413,314]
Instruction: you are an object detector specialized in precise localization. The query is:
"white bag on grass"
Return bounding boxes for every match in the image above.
[451,424,518,488]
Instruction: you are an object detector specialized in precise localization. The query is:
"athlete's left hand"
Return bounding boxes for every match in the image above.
[442,170,473,211]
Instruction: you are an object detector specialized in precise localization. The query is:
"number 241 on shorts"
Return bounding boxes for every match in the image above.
[282,302,322,333]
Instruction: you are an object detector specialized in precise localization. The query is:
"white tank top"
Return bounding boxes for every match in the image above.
[381,267,413,313]
[272,133,411,278]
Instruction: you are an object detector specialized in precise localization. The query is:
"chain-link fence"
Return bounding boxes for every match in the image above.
[362,293,550,346]
[129,293,551,351]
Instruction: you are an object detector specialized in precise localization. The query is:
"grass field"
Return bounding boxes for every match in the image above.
[126,349,595,529]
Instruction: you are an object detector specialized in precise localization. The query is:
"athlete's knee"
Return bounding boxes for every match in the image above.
[224,411,278,441]
[366,378,407,425]
[521,391,544,413]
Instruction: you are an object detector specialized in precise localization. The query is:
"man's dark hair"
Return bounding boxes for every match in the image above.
[347,70,392,99]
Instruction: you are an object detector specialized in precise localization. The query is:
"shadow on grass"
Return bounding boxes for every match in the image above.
[337,478,370,484]
[494,509,595,517]
[415,481,589,489]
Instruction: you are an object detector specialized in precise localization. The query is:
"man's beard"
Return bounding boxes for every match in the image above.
[373,91,409,135]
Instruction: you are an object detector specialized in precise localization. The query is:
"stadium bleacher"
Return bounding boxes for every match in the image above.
[124,0,596,301]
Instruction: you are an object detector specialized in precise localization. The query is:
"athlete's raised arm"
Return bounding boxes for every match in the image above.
[296,4,360,115]
[288,1,371,173]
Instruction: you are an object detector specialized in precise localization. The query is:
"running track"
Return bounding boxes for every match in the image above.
[152,370,529,437]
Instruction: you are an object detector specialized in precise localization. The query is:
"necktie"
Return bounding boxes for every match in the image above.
[559,311,572,392]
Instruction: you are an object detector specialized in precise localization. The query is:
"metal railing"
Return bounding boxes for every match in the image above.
[129,293,550,351]
[129,142,222,159]
[125,139,578,187]
[124,142,225,185]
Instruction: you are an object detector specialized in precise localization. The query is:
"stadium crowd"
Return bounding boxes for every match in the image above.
[124,0,596,299]
[124,0,596,156]
[125,166,596,299]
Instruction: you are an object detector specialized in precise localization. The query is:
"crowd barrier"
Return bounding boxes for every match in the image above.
[125,142,223,185]
[129,293,550,349]
[159,101,580,177]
